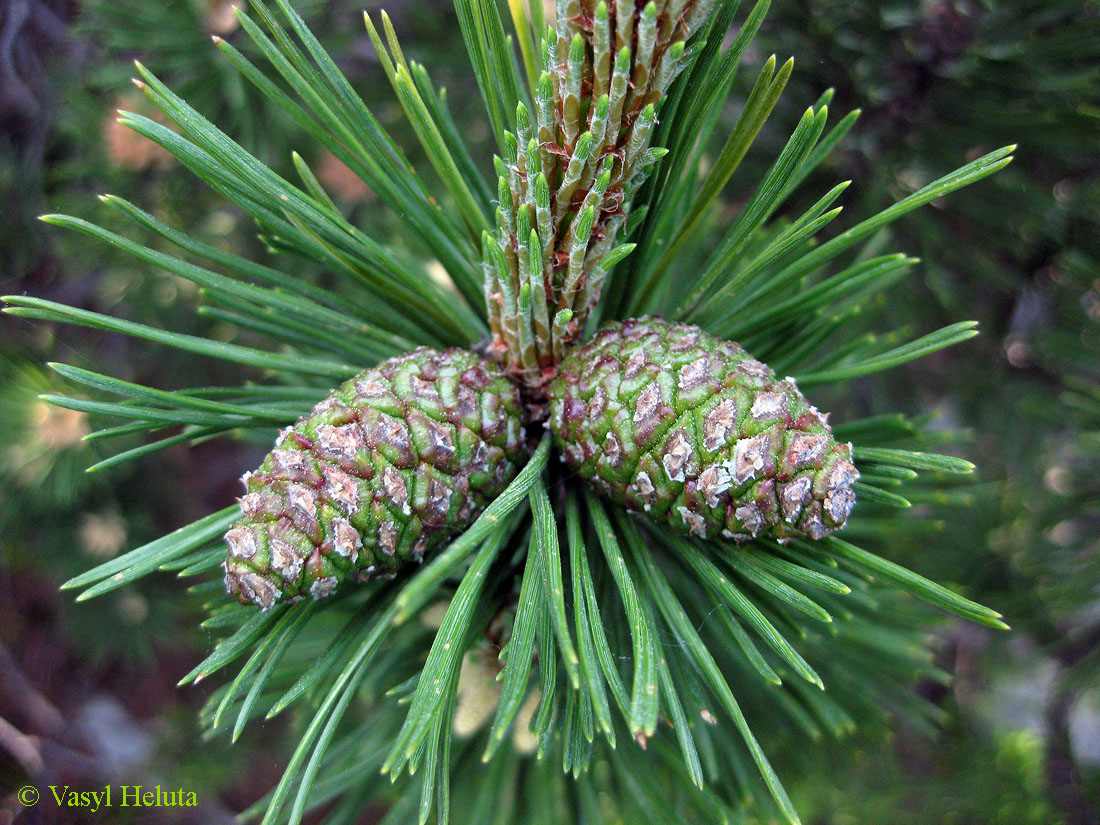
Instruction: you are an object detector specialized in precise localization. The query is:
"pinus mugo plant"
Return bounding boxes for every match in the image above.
[5,1,1015,822]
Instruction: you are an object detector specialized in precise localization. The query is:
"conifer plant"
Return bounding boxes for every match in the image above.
[6,1,1015,822]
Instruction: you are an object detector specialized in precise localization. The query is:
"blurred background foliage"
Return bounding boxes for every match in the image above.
[1,0,1097,823]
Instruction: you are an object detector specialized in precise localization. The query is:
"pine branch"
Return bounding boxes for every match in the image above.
[4,2,1026,823]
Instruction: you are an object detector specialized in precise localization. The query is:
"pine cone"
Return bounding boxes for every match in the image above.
[224,348,529,609]
[548,317,859,542]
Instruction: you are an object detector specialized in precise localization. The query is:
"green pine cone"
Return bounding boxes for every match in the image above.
[224,348,529,609]
[547,317,859,542]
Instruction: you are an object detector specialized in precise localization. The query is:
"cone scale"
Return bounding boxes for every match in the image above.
[224,348,529,609]
[547,317,859,542]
